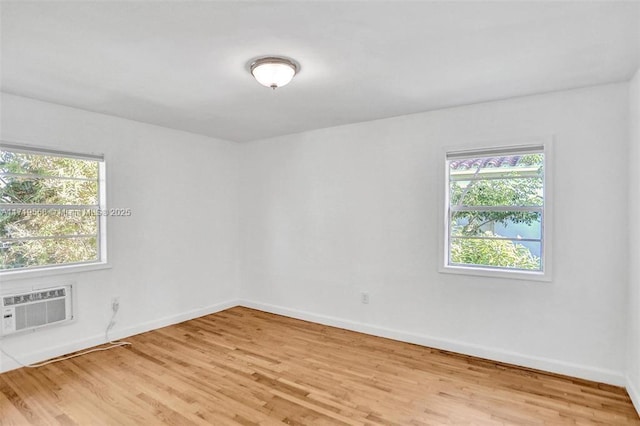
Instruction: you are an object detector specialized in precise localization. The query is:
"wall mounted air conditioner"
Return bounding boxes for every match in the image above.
[1,285,73,337]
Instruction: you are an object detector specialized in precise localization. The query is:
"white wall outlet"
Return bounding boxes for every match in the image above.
[361,292,369,304]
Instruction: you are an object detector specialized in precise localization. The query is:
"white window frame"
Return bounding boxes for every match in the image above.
[0,142,109,280]
[439,138,553,281]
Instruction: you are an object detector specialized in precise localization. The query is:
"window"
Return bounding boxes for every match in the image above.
[443,143,550,280]
[0,144,106,273]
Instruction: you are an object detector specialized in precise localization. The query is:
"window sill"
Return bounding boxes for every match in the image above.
[0,262,112,282]
[439,265,551,282]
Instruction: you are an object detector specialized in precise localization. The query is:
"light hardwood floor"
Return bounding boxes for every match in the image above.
[1,307,638,425]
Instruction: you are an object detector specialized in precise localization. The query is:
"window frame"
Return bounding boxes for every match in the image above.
[439,138,553,282]
[0,142,109,279]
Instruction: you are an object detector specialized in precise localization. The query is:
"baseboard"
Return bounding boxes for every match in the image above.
[2,298,630,392]
[239,299,627,387]
[627,375,640,416]
[0,299,240,373]
[108,298,241,343]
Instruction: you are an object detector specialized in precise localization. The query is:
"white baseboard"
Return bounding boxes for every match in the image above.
[627,375,640,416]
[109,299,241,343]
[0,299,240,373]
[239,299,627,387]
[1,298,630,394]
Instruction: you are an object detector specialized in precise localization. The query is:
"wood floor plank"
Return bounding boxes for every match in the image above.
[0,389,31,426]
[0,306,638,425]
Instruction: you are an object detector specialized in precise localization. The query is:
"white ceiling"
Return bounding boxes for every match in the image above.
[2,1,639,142]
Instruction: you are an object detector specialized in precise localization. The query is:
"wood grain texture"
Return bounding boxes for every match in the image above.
[1,307,638,425]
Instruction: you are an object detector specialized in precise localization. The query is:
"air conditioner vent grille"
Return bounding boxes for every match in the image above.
[3,288,66,306]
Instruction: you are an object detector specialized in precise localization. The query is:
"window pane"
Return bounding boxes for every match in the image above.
[0,176,98,205]
[449,153,543,175]
[1,209,98,238]
[450,211,541,240]
[0,236,98,270]
[0,151,98,179]
[450,238,541,271]
[0,147,104,272]
[445,148,546,275]
[450,177,543,207]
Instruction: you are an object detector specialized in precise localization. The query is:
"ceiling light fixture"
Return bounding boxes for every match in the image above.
[250,57,298,90]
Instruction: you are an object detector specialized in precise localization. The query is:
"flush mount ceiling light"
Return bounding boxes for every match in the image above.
[250,57,298,89]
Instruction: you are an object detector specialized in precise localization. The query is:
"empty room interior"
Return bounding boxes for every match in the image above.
[1,1,640,424]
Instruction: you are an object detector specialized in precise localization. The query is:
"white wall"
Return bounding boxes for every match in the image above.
[628,68,640,410]
[1,82,635,393]
[240,83,631,385]
[0,93,240,372]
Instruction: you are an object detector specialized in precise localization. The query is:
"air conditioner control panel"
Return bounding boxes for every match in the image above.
[2,307,16,335]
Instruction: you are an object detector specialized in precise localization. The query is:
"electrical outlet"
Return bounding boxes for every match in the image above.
[361,292,369,304]
[111,297,120,313]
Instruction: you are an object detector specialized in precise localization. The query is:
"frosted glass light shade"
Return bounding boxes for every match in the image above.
[250,57,298,89]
